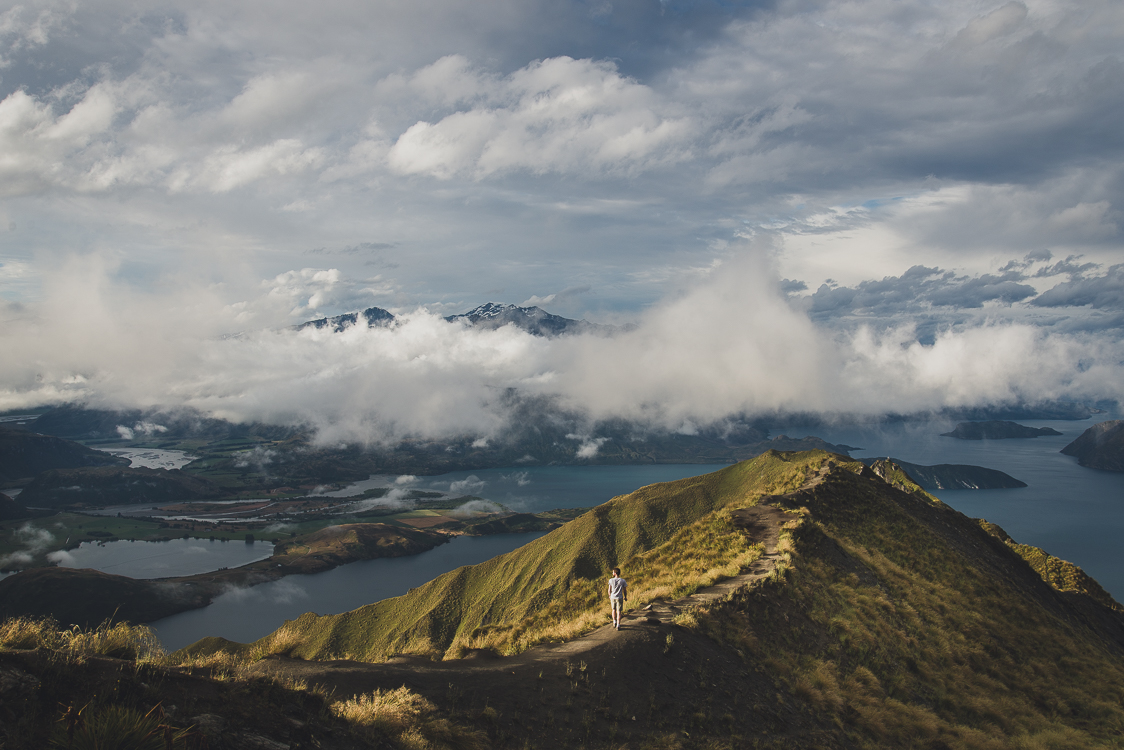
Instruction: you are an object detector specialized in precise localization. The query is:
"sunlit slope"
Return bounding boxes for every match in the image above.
[197,450,824,661]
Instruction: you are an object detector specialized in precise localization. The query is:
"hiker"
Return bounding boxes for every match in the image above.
[608,567,627,630]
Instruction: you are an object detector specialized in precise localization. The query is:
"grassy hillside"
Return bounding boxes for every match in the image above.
[188,449,1124,748]
[17,450,1124,747]
[191,450,821,661]
[677,459,1124,748]
[0,425,129,484]
[18,466,225,507]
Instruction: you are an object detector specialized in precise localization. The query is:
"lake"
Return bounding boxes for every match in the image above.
[96,447,196,470]
[152,532,548,651]
[51,537,274,579]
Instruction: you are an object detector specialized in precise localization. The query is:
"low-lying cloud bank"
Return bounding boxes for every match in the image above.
[0,252,1120,445]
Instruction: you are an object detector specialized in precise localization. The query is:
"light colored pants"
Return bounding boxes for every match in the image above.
[611,597,624,614]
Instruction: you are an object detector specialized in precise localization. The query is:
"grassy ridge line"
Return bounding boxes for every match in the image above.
[686,455,1124,747]
[189,450,823,662]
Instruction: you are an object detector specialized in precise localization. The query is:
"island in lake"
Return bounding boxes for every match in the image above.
[862,457,1026,489]
[941,420,1063,440]
[1061,419,1124,471]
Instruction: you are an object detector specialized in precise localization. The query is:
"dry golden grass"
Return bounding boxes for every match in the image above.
[0,615,63,650]
[331,686,488,750]
[1,616,166,664]
[447,505,767,656]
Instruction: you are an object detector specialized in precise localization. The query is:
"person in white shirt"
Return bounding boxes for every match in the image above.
[608,567,628,630]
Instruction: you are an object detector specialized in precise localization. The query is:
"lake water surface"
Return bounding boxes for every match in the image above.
[97,447,196,470]
[53,538,273,579]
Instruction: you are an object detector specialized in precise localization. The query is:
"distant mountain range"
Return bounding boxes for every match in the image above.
[299,302,620,337]
[297,306,395,332]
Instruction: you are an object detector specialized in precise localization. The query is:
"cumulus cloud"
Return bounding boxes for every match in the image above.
[1031,265,1124,310]
[384,55,692,179]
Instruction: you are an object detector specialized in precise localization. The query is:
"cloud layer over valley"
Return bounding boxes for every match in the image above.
[1,250,1118,445]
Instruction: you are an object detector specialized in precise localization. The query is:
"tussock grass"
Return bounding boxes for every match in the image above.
[1,616,165,663]
[331,686,487,749]
[1,615,476,749]
[0,615,63,650]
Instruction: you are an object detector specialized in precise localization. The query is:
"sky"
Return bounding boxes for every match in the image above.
[0,0,1121,441]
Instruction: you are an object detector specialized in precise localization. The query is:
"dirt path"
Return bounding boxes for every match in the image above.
[248,499,791,699]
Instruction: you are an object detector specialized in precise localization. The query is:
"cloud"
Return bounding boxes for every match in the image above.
[501,471,530,487]
[0,247,1121,444]
[0,522,55,569]
[0,1,1123,440]
[805,265,1037,317]
[449,475,486,495]
[449,498,505,517]
[521,286,590,308]
[117,421,169,440]
[385,55,693,179]
[566,433,608,458]
[1032,265,1124,310]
